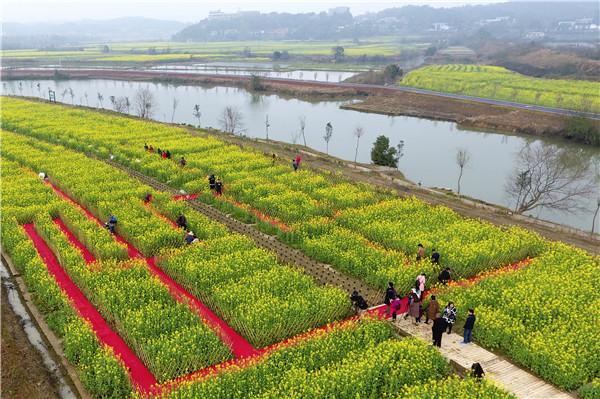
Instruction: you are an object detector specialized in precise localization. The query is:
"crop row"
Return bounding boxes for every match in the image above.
[0,97,542,294]
[400,64,600,113]
[1,129,352,350]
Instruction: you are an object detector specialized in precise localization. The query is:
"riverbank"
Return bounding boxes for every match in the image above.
[4,68,599,145]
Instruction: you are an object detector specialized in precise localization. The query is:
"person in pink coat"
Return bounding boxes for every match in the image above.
[389,296,402,321]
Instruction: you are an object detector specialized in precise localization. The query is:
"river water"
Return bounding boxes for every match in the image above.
[5,78,599,232]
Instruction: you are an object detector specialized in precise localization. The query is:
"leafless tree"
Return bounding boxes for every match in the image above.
[124,97,130,113]
[299,116,307,146]
[61,89,68,101]
[505,144,595,214]
[18,82,23,95]
[171,97,179,123]
[68,88,75,104]
[133,87,156,119]
[455,148,471,195]
[265,114,270,141]
[219,106,244,135]
[324,122,333,154]
[97,92,104,108]
[110,96,128,113]
[84,92,89,106]
[353,125,365,162]
[193,104,202,127]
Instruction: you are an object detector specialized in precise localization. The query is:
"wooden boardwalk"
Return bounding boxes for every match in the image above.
[392,317,575,399]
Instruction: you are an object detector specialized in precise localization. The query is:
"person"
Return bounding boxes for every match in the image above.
[105,215,117,234]
[295,155,302,168]
[405,289,421,324]
[208,174,216,190]
[166,150,171,159]
[471,363,485,379]
[292,159,298,172]
[389,295,402,320]
[162,150,167,159]
[462,308,476,344]
[431,248,440,264]
[442,302,457,334]
[438,267,451,285]
[424,295,440,324]
[38,172,48,181]
[156,147,161,155]
[144,143,148,151]
[179,157,187,167]
[148,145,154,153]
[416,243,425,261]
[350,290,368,315]
[185,231,197,244]
[176,214,187,230]
[271,153,277,166]
[384,282,397,311]
[144,193,152,203]
[431,313,445,347]
[215,178,223,196]
[415,272,426,297]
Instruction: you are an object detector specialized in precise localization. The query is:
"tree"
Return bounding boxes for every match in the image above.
[371,135,399,168]
[193,104,202,127]
[133,87,155,119]
[324,122,333,154]
[101,44,110,53]
[299,116,307,147]
[424,46,437,56]
[353,126,365,162]
[248,74,264,91]
[383,64,402,84]
[84,92,89,106]
[455,148,471,195]
[97,92,104,108]
[219,106,244,135]
[110,96,129,113]
[506,144,595,214]
[265,114,270,141]
[592,198,600,235]
[124,97,130,113]
[566,116,600,146]
[171,97,179,123]
[332,46,345,62]
[272,51,282,61]
[68,88,75,104]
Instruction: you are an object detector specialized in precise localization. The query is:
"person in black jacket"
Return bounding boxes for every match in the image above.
[208,174,216,190]
[471,362,485,379]
[431,313,445,347]
[462,308,476,344]
[383,282,397,310]
[176,214,187,230]
[431,248,440,264]
[350,290,369,315]
[438,267,451,285]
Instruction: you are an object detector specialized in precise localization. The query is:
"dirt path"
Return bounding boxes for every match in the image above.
[102,158,384,305]
[1,285,61,399]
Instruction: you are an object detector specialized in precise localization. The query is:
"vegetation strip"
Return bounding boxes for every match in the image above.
[22,223,158,392]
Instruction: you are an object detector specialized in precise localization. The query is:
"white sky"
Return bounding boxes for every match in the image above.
[2,0,505,23]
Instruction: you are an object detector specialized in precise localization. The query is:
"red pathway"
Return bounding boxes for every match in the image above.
[46,181,257,358]
[54,218,96,264]
[22,223,157,392]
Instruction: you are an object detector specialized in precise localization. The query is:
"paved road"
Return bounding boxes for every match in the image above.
[3,67,600,120]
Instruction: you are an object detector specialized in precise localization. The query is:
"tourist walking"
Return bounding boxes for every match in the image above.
[208,174,216,190]
[424,295,440,324]
[144,143,148,151]
[384,282,397,312]
[271,153,277,166]
[176,214,187,230]
[390,296,402,321]
[105,215,117,234]
[416,243,425,261]
[215,178,223,196]
[462,309,476,344]
[292,159,298,171]
[405,289,421,324]
[185,230,198,244]
[179,156,187,167]
[144,193,152,203]
[415,272,426,297]
[431,248,440,264]
[166,150,171,159]
[442,302,457,334]
[438,267,452,285]
[431,313,445,347]
[295,155,302,169]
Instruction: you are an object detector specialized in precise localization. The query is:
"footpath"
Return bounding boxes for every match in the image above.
[391,315,575,399]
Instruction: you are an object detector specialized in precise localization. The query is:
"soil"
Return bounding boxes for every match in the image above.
[5,68,596,144]
[1,284,61,399]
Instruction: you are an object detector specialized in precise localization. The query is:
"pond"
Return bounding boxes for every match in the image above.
[5,78,599,232]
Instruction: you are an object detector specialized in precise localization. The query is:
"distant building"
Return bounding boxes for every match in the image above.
[525,31,545,40]
[557,19,598,31]
[328,7,350,16]
[479,16,512,25]
[432,23,450,31]
[208,10,230,20]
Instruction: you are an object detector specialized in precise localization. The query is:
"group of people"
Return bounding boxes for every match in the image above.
[208,174,223,195]
[414,244,453,286]
[174,213,199,245]
[144,143,171,159]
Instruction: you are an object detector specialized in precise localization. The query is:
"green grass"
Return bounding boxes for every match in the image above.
[400,64,600,113]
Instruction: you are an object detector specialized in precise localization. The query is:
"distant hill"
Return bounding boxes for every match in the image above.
[2,17,188,49]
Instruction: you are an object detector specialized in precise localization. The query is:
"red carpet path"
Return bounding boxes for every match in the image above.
[54,218,97,264]
[46,181,257,359]
[22,223,158,392]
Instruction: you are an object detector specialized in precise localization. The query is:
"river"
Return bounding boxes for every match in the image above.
[4,78,599,232]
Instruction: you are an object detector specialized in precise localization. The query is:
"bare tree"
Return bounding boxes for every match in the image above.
[133,87,156,119]
[265,114,270,141]
[68,88,75,104]
[506,144,595,214]
[18,82,23,95]
[171,97,179,123]
[61,89,68,101]
[353,125,365,163]
[84,92,89,106]
[111,96,128,113]
[455,148,471,195]
[97,92,104,108]
[299,116,307,147]
[324,122,333,154]
[592,198,600,235]
[124,97,130,113]
[219,106,244,135]
[109,95,116,108]
[193,104,202,127]
[36,82,41,97]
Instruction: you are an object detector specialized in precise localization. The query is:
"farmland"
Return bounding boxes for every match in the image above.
[400,64,600,113]
[1,96,598,397]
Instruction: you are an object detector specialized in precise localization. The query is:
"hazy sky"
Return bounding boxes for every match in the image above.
[2,0,505,23]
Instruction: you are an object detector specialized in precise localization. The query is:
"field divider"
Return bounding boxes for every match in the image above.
[53,218,97,264]
[22,223,158,392]
[45,179,258,359]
